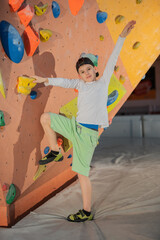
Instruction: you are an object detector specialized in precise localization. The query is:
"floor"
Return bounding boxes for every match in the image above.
[1,137,160,240]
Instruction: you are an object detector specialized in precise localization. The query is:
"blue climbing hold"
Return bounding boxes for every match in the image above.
[67,154,72,159]
[107,90,119,106]
[30,91,37,100]
[0,21,24,63]
[52,1,60,18]
[70,163,72,166]
[44,146,50,154]
[96,11,108,24]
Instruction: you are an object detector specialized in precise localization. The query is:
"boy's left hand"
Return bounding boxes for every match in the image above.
[120,20,136,38]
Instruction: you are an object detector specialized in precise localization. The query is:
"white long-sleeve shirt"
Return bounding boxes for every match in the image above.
[45,36,126,128]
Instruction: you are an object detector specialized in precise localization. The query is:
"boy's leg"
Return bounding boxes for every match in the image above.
[67,174,93,222]
[39,112,74,165]
[40,113,59,152]
[78,173,92,212]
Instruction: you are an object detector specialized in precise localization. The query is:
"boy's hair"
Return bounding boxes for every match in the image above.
[76,54,99,77]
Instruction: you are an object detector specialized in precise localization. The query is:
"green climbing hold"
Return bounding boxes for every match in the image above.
[6,184,16,204]
[0,110,5,127]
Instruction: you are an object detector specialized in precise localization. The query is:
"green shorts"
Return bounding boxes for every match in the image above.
[49,113,99,176]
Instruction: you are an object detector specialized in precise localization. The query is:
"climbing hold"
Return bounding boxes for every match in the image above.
[136,0,142,4]
[114,66,119,72]
[115,15,125,24]
[17,4,34,27]
[133,41,141,49]
[74,89,78,93]
[16,76,37,95]
[68,0,84,16]
[6,184,16,204]
[52,1,60,18]
[0,72,5,98]
[70,163,72,166]
[57,137,63,147]
[2,184,8,191]
[9,0,24,12]
[30,90,37,99]
[34,3,48,16]
[119,75,126,84]
[96,11,108,24]
[67,154,72,159]
[23,25,40,56]
[107,90,119,106]
[0,110,5,127]
[40,29,53,42]
[44,146,50,155]
[0,21,24,63]
[33,165,47,181]
[99,35,104,41]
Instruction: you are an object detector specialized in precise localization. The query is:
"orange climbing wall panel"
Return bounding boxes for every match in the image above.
[0,0,160,226]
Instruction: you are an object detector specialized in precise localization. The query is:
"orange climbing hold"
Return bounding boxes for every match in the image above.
[74,88,78,93]
[57,138,63,147]
[9,0,24,12]
[17,4,34,27]
[68,0,84,16]
[23,26,40,56]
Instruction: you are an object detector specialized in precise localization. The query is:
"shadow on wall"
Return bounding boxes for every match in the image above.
[12,51,56,195]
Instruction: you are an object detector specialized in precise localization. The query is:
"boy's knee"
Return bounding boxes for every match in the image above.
[40,113,51,126]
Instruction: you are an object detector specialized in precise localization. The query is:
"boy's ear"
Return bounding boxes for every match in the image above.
[94,66,98,73]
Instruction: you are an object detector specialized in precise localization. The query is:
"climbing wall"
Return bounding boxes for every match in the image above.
[0,0,160,226]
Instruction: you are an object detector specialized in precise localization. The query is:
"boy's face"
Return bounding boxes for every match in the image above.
[78,64,97,82]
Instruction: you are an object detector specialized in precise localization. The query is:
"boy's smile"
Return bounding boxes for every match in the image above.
[78,64,97,82]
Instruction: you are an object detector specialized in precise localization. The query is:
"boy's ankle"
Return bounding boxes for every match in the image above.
[51,147,60,152]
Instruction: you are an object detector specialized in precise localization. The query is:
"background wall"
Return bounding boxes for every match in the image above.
[118,55,160,115]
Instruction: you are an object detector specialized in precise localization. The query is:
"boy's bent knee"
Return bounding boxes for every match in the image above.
[40,113,51,126]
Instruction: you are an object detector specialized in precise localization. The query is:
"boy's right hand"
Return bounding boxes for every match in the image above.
[31,75,48,84]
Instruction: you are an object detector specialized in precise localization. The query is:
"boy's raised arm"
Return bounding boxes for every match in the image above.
[102,35,126,84]
[102,20,136,85]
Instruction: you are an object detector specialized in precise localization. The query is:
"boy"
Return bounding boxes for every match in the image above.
[32,20,136,222]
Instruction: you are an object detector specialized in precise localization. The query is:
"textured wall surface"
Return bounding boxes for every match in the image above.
[0,0,160,226]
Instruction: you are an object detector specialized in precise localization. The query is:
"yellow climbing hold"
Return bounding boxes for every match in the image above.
[0,71,5,98]
[99,35,104,41]
[133,41,141,49]
[16,76,37,95]
[40,29,53,42]
[115,15,125,24]
[34,3,48,16]
[114,66,119,72]
[119,75,126,84]
[136,0,142,4]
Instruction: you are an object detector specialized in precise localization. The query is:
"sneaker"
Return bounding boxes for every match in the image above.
[67,209,93,222]
[39,151,63,165]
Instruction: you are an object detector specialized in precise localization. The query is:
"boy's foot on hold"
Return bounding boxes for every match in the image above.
[67,209,93,222]
[39,150,63,165]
